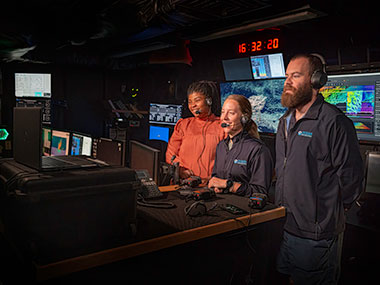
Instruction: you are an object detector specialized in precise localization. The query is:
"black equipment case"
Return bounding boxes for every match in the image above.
[0,159,140,265]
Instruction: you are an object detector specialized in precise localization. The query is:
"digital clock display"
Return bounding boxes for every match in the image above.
[238,38,280,54]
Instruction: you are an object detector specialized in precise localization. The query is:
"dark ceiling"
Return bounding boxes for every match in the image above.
[0,0,376,67]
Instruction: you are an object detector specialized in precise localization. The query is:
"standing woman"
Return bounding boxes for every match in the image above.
[166,81,225,180]
[208,94,273,197]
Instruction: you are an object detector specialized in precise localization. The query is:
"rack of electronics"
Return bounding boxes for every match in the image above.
[221,52,380,151]
[146,102,183,185]
[15,73,52,124]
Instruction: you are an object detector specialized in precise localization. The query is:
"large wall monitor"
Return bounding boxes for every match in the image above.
[220,79,286,134]
[320,72,380,142]
[15,73,51,98]
[149,103,182,125]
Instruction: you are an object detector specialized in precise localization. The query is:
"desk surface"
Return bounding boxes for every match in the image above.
[35,187,285,281]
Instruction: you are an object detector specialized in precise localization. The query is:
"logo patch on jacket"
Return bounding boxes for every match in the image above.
[234,159,247,165]
[298,131,313,138]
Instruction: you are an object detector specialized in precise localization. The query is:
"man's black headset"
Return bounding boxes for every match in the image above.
[310,53,328,89]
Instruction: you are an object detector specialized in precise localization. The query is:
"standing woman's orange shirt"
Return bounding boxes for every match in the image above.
[166,114,225,179]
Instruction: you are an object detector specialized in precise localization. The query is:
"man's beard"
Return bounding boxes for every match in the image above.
[281,83,313,109]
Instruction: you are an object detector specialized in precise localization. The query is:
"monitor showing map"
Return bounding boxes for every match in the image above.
[220,79,286,134]
[320,72,380,142]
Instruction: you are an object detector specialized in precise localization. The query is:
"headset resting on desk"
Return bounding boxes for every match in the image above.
[137,194,176,209]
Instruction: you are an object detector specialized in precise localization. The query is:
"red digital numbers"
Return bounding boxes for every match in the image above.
[267,38,279,49]
[238,38,279,54]
[239,43,246,53]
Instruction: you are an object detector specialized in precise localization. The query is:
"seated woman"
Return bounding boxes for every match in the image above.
[208,94,273,196]
[165,81,225,180]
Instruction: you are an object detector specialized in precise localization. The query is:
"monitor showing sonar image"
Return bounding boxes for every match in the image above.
[220,79,286,134]
[51,130,70,156]
[320,72,380,142]
[321,85,374,118]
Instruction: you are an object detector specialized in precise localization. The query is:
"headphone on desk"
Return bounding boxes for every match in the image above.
[184,201,218,217]
[310,53,328,89]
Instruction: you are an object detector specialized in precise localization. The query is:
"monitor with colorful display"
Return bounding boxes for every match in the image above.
[250,53,285,80]
[320,72,380,142]
[42,127,51,156]
[71,132,92,156]
[51,130,70,156]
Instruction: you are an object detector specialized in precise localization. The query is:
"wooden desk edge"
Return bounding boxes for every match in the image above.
[36,206,285,281]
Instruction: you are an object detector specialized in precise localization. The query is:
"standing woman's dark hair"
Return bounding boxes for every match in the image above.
[226,94,260,139]
[187,80,221,116]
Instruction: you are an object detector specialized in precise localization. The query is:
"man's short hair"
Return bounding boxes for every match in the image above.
[290,54,324,76]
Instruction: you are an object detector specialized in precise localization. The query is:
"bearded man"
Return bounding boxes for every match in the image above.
[275,54,364,285]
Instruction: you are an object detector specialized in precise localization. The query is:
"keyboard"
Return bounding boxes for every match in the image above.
[42,156,74,167]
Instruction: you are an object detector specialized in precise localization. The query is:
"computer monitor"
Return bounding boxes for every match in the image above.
[250,53,286,80]
[15,73,51,98]
[130,140,160,184]
[149,125,169,143]
[220,79,286,134]
[51,130,70,156]
[42,127,51,156]
[93,138,125,166]
[71,132,92,156]
[222,57,253,81]
[149,103,182,125]
[320,72,380,143]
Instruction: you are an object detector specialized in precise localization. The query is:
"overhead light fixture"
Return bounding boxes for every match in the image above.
[193,5,324,42]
